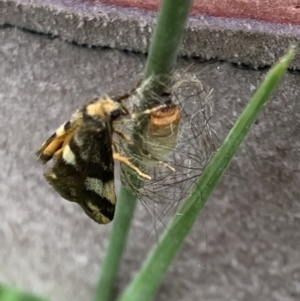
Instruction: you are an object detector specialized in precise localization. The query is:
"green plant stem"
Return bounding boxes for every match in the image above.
[94,1,193,301]
[0,289,16,301]
[0,284,50,301]
[94,186,137,301]
[143,0,193,99]
[117,48,295,301]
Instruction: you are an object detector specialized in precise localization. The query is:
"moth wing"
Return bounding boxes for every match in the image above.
[35,112,81,164]
[43,122,117,224]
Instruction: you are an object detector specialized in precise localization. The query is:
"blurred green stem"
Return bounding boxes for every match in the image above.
[143,0,193,104]
[94,186,137,301]
[0,284,50,301]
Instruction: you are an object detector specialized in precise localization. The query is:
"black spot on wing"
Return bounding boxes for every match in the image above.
[35,131,58,162]
[84,162,114,182]
[47,132,57,141]
[64,120,72,131]
[38,153,52,163]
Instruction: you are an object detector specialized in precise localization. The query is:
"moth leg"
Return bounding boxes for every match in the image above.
[157,160,175,172]
[113,152,151,180]
[114,130,132,144]
[112,130,132,155]
[130,104,167,119]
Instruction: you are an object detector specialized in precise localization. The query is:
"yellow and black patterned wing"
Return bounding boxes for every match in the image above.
[44,121,116,224]
[35,97,125,224]
[35,117,80,164]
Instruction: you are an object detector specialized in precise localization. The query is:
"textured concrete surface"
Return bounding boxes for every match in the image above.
[1,0,300,69]
[97,0,300,25]
[1,27,300,301]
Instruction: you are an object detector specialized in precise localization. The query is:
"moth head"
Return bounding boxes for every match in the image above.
[83,97,128,126]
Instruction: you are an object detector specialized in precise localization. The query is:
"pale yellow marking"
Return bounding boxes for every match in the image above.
[56,123,67,137]
[86,201,111,224]
[102,181,116,204]
[85,178,116,204]
[86,97,121,118]
[62,145,76,166]
[47,172,57,179]
[113,153,151,180]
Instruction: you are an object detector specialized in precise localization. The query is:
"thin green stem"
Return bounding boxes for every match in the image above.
[0,284,50,301]
[94,186,137,301]
[117,48,294,301]
[143,0,193,101]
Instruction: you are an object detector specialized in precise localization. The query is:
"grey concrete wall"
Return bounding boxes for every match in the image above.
[1,26,300,301]
[1,0,300,69]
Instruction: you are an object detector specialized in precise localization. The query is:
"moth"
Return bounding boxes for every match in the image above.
[36,96,161,224]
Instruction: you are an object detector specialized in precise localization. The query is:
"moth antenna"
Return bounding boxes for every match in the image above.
[130,104,167,120]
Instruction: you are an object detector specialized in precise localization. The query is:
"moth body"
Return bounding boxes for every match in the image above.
[36,97,126,224]
[36,95,163,224]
